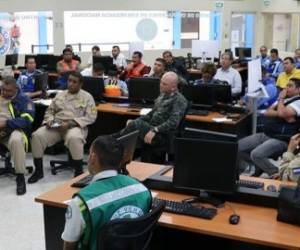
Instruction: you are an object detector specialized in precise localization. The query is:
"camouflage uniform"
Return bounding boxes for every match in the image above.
[31,89,97,160]
[123,91,187,146]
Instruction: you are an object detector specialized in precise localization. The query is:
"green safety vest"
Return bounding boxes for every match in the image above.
[75,174,152,250]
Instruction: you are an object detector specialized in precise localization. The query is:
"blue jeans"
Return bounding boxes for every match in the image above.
[238,133,287,176]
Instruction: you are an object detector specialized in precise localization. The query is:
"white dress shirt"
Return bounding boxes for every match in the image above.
[214,66,242,95]
[113,53,127,68]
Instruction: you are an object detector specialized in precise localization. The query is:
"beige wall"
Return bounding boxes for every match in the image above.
[2,0,300,65]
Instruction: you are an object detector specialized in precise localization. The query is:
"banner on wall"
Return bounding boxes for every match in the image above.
[0,26,11,55]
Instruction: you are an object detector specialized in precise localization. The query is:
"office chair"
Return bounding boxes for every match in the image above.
[141,101,191,164]
[97,199,165,250]
[0,144,14,176]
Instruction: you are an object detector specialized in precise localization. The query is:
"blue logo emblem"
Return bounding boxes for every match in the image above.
[0,27,11,55]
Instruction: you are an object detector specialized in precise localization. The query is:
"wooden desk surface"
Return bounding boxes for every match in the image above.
[97,103,248,125]
[35,161,300,250]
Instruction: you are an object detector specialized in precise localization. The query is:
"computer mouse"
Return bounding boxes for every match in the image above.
[266,185,277,192]
[229,214,240,225]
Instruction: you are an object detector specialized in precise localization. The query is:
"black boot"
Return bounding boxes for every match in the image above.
[28,158,44,184]
[16,174,26,195]
[73,159,83,177]
[251,167,263,177]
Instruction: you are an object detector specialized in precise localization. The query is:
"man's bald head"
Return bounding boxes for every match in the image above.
[160,72,179,95]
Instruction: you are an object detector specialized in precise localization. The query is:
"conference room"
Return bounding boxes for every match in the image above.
[1,0,300,249]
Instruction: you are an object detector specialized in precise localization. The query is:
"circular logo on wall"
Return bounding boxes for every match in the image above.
[136,18,158,41]
[110,205,144,220]
[0,27,11,55]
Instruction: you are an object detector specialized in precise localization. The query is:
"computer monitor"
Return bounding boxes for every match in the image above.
[93,56,114,74]
[47,55,61,71]
[34,73,48,94]
[128,77,160,104]
[36,54,54,70]
[116,130,139,175]
[235,47,252,59]
[5,54,18,67]
[181,84,214,107]
[210,83,232,104]
[82,76,104,102]
[173,137,238,197]
[183,127,238,142]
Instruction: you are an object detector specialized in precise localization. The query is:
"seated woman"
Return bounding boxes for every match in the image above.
[194,63,218,85]
[274,133,300,182]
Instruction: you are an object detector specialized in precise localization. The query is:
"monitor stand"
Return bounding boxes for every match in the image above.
[185,190,224,207]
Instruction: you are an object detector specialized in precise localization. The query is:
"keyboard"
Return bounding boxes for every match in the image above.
[237,179,265,189]
[71,174,93,188]
[187,109,209,116]
[152,198,217,220]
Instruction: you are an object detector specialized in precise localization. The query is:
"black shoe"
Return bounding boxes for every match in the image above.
[251,167,263,177]
[28,158,44,184]
[73,159,83,177]
[16,174,26,195]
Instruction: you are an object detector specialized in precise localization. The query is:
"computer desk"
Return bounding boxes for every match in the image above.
[95,103,252,137]
[35,161,300,250]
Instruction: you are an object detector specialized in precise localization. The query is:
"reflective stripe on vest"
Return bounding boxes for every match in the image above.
[20,113,34,122]
[86,183,148,211]
[8,102,29,152]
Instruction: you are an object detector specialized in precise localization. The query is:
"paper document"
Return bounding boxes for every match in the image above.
[212,117,233,123]
[34,99,52,106]
[140,108,152,115]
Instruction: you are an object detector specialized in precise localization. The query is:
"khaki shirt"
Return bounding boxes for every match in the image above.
[0,96,12,122]
[43,89,97,129]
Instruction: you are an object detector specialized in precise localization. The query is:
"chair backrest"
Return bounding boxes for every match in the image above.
[97,200,165,250]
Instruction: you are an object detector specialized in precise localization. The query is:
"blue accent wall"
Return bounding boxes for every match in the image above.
[38,12,47,53]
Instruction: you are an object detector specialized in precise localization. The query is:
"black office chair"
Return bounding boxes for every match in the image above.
[141,101,191,164]
[0,144,14,176]
[97,200,165,250]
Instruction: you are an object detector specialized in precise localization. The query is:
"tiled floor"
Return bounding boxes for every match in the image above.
[0,153,88,250]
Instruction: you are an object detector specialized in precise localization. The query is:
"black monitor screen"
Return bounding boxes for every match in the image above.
[209,83,232,104]
[82,76,104,102]
[36,54,54,69]
[235,47,252,58]
[128,77,160,103]
[47,55,61,71]
[183,127,238,142]
[182,84,214,106]
[5,54,18,66]
[93,56,114,74]
[117,130,139,169]
[173,137,238,194]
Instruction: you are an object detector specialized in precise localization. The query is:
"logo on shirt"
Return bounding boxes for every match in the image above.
[0,27,11,55]
[110,205,144,220]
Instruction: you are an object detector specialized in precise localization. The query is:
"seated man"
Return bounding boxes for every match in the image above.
[121,51,148,80]
[277,57,300,89]
[17,56,45,98]
[274,133,300,182]
[162,51,187,79]
[238,78,300,177]
[104,70,128,97]
[214,52,242,96]
[112,45,127,71]
[257,45,270,69]
[28,71,97,183]
[294,48,300,69]
[0,77,35,195]
[149,57,165,79]
[119,72,187,163]
[194,63,218,85]
[266,48,283,80]
[57,48,81,89]
[62,135,151,250]
[81,62,105,77]
[86,45,101,68]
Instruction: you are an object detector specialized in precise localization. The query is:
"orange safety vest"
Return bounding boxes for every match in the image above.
[126,63,146,78]
[58,59,79,73]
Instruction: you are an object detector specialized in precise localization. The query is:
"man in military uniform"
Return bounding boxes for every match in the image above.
[120,71,188,163]
[62,135,151,250]
[28,71,97,183]
[0,76,35,195]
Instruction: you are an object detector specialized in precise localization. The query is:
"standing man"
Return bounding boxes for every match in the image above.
[17,56,45,99]
[112,45,127,70]
[120,72,187,163]
[62,135,151,250]
[28,71,97,183]
[214,52,242,96]
[0,77,35,195]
